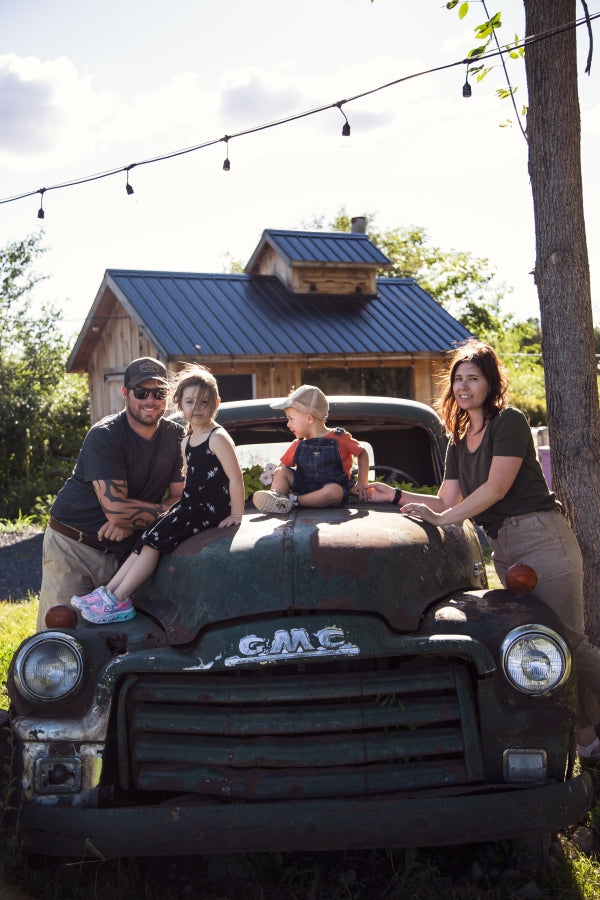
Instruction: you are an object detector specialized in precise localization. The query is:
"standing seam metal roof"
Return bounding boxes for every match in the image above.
[107,269,471,358]
[251,229,392,266]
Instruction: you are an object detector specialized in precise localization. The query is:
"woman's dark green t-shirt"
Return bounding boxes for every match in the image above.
[444,407,559,539]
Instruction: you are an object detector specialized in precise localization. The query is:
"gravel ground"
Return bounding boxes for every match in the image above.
[0,528,43,601]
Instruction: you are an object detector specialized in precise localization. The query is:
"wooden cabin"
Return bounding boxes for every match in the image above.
[67,226,472,422]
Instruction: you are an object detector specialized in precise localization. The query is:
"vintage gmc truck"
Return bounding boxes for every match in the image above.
[0,396,592,858]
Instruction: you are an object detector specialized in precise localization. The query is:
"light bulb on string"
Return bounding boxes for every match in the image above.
[37,188,45,220]
[337,103,351,137]
[222,137,231,171]
[125,166,135,195]
[462,66,472,98]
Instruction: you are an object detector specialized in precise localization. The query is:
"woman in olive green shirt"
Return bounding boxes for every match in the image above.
[369,339,600,759]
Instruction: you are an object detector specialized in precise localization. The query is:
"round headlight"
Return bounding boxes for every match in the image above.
[501,624,571,695]
[14,632,84,702]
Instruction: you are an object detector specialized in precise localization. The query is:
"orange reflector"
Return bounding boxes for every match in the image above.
[505,564,538,595]
[45,604,78,630]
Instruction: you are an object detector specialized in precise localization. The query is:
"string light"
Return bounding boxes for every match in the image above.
[462,66,472,98]
[125,165,135,195]
[0,12,594,219]
[222,137,230,171]
[337,103,351,137]
[37,189,45,219]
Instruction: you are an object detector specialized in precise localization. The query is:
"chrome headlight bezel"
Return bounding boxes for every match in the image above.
[14,631,85,703]
[500,624,571,696]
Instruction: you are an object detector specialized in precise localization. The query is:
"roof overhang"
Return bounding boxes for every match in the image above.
[66,271,167,373]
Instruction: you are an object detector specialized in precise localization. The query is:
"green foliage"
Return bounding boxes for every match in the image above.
[223,252,245,274]
[446,3,504,62]
[242,465,266,500]
[319,210,511,324]
[0,234,90,518]
[313,209,547,420]
[0,510,39,531]
[0,496,53,530]
[478,313,547,424]
[446,1,527,135]
[0,596,37,705]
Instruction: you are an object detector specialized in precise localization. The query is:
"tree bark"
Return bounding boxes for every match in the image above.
[524,0,600,639]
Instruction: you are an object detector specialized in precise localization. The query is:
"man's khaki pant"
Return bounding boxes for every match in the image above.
[37,527,120,631]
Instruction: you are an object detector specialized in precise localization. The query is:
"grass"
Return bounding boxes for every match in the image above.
[0,595,37,707]
[0,502,50,531]
[2,575,600,897]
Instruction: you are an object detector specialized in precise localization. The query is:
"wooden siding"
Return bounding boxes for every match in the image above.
[85,315,439,423]
[290,264,376,296]
[86,296,165,421]
[250,243,377,295]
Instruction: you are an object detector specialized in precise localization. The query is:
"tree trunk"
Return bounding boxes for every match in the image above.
[524,0,600,640]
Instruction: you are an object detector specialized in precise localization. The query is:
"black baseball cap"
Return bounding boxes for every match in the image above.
[124,357,168,387]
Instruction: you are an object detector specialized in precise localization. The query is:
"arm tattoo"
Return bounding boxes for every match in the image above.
[94,479,165,529]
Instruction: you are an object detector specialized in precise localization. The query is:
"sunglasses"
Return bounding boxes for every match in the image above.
[129,387,168,400]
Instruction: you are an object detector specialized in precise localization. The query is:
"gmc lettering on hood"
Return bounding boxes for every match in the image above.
[224,626,360,667]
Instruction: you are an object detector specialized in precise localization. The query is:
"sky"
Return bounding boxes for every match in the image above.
[1,0,599,344]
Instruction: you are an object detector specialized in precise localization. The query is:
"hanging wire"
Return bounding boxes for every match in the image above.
[0,11,596,214]
[580,0,594,74]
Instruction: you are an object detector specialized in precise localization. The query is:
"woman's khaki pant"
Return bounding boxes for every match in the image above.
[490,508,600,731]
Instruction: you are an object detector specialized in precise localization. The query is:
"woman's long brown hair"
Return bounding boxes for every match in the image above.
[435,339,508,443]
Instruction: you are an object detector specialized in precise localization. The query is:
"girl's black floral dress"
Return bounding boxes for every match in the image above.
[136,427,231,554]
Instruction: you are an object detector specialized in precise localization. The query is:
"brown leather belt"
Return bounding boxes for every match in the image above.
[49,516,112,554]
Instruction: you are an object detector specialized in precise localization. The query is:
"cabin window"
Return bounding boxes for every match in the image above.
[302,367,412,399]
[216,373,255,401]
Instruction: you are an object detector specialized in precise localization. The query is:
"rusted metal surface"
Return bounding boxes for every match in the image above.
[17,772,593,858]
[135,506,486,645]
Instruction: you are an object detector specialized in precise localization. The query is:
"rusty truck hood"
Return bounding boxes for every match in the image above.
[134,505,485,645]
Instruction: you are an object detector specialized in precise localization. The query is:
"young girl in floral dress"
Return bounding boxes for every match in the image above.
[72,364,245,624]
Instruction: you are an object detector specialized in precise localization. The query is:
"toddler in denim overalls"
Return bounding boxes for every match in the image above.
[253,385,369,515]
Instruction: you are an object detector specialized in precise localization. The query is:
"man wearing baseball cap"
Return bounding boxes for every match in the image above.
[253,384,369,515]
[37,357,185,630]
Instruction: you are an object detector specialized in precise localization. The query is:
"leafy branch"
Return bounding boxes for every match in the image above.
[446,1,527,139]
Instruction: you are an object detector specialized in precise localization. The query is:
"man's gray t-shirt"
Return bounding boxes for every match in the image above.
[50,411,184,558]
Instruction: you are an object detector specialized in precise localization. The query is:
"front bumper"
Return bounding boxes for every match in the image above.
[19,772,593,858]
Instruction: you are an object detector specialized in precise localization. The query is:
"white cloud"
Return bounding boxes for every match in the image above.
[219,67,304,123]
[0,54,119,168]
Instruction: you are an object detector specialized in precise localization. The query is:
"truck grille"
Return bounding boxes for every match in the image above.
[117,658,484,800]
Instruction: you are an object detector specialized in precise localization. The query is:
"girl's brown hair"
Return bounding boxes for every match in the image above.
[435,339,508,443]
[172,364,220,431]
